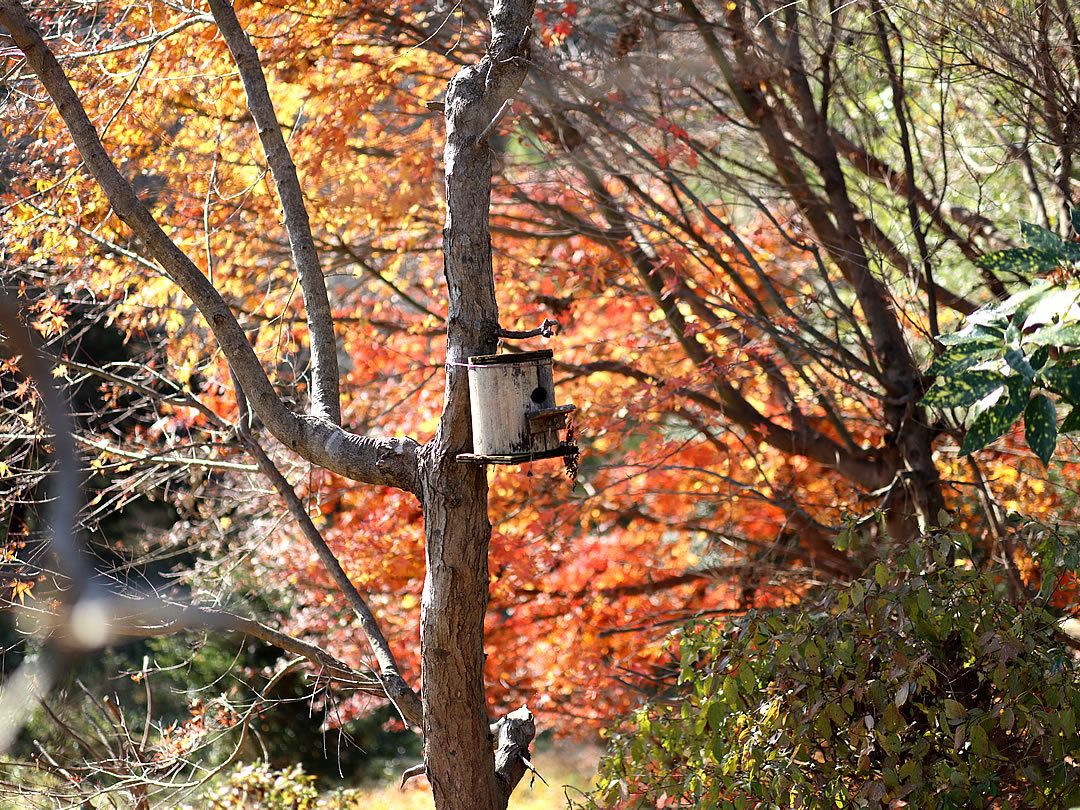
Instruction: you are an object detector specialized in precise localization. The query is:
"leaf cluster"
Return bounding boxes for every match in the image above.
[190,763,318,810]
[583,532,1080,809]
[922,214,1080,465]
[178,761,431,810]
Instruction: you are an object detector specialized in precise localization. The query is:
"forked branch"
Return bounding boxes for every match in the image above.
[0,0,420,494]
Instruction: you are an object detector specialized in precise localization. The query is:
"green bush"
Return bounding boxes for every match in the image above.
[584,532,1080,809]
[177,761,403,810]
[191,763,318,810]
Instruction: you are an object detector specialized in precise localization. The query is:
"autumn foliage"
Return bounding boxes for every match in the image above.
[2,0,1080,779]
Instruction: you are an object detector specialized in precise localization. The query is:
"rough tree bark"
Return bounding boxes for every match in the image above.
[418,0,538,807]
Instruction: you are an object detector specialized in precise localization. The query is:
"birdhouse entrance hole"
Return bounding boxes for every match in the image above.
[456,349,578,465]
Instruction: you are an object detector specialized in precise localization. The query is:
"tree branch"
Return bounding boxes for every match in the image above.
[493,706,536,807]
[496,318,559,339]
[871,1,940,337]
[568,158,890,491]
[827,129,1009,298]
[206,0,341,424]
[107,601,383,692]
[231,374,422,728]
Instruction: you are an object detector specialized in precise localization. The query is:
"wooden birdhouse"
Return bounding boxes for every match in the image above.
[457,349,577,464]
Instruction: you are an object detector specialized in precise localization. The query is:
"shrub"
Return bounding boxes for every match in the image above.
[584,531,1080,809]
[193,763,318,810]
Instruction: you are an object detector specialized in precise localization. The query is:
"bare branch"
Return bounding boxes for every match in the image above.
[232,380,423,727]
[566,156,890,491]
[871,0,940,337]
[0,292,85,589]
[17,596,383,692]
[206,0,341,424]
[496,317,559,339]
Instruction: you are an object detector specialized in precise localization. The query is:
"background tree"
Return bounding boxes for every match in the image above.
[3,0,1080,804]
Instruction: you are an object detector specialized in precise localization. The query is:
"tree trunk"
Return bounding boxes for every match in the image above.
[418,1,535,808]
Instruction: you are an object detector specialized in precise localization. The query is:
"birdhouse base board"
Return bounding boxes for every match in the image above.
[456,445,579,465]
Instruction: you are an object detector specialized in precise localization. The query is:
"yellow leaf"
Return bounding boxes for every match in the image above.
[11,580,34,604]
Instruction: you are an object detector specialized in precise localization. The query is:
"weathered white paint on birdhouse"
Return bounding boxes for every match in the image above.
[458,349,576,464]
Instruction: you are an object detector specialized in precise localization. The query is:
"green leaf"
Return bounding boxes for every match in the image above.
[960,377,1031,455]
[920,370,1007,409]
[986,278,1054,318]
[895,682,910,708]
[1062,708,1076,738]
[926,340,1001,376]
[707,699,725,730]
[1024,394,1058,466]
[836,638,853,665]
[803,640,821,670]
[1021,287,1080,329]
[1005,347,1036,378]
[737,663,756,693]
[875,562,889,587]
[1025,322,1080,347]
[711,735,727,765]
[827,702,846,727]
[1071,206,1080,238]
[1040,365,1080,403]
[1000,707,1015,731]
[970,724,989,757]
[944,698,967,721]
[976,248,1062,279]
[1062,406,1080,433]
[1021,221,1065,253]
[966,308,1010,329]
[916,588,931,614]
[1030,346,1050,370]
[723,675,740,709]
[851,580,865,606]
[938,322,1005,345]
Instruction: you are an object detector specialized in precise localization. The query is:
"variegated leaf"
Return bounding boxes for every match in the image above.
[938,323,1004,345]
[1020,221,1065,253]
[1004,348,1036,379]
[1024,394,1057,467]
[927,340,1001,377]
[960,377,1030,455]
[920,370,1007,410]
[1026,322,1080,347]
[1039,365,1080,404]
[1021,287,1080,330]
[1062,406,1080,434]
[1030,346,1050,370]
[976,249,1061,280]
